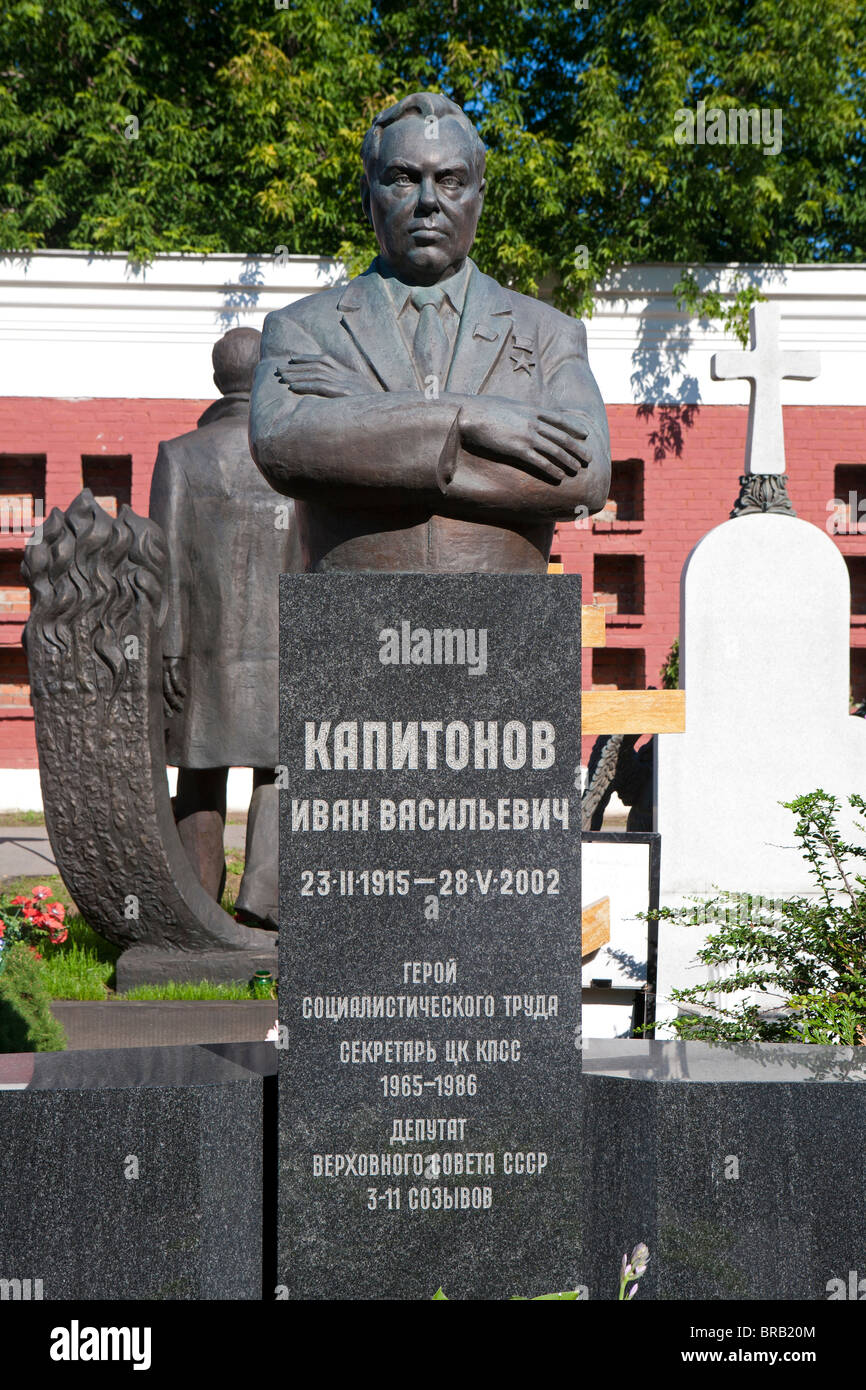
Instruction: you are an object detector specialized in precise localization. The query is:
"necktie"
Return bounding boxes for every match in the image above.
[410,285,450,390]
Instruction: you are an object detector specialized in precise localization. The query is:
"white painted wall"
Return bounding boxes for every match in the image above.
[1,251,865,406]
[2,766,253,813]
[0,251,344,400]
[591,262,866,407]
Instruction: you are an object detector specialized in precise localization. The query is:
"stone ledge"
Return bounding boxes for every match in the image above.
[0,1043,268,1299]
[582,1040,866,1301]
[51,999,278,1051]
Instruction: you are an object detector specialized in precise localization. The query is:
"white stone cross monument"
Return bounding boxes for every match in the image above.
[655,297,866,1026]
[711,300,820,476]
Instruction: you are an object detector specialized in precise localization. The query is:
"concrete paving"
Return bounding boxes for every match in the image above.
[0,822,247,881]
[0,826,59,879]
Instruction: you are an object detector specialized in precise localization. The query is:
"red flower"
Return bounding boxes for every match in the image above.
[0,924,5,938]
[48,925,68,945]
[48,902,65,921]
[10,895,27,906]
[27,945,42,960]
[32,886,51,901]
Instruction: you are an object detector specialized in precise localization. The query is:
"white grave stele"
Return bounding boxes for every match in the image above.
[656,512,866,896]
[655,301,866,1026]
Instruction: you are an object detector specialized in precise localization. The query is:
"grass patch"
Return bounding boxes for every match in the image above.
[42,938,117,1000]
[122,977,275,1002]
[1,870,78,912]
[38,912,119,1000]
[4,867,276,1001]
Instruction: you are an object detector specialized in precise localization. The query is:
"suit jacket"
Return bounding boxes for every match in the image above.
[149,393,304,768]
[249,259,610,573]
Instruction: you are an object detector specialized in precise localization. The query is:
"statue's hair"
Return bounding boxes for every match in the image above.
[361,92,486,182]
[212,326,262,395]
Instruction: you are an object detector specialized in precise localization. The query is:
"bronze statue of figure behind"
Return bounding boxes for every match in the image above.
[150,327,303,923]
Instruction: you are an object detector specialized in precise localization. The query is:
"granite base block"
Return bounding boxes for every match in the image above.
[115,942,278,990]
[582,1040,866,1301]
[0,1044,266,1300]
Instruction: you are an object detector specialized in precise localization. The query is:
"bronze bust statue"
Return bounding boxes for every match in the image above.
[250,91,610,572]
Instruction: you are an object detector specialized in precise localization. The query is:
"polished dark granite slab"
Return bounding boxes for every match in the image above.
[582,1040,866,1301]
[278,574,583,1300]
[0,1044,266,1299]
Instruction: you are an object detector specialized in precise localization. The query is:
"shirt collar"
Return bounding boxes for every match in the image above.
[197,393,249,428]
[377,258,473,316]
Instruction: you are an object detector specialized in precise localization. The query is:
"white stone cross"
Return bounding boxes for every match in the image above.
[710,301,820,474]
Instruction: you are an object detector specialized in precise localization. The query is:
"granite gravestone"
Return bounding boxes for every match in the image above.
[278,573,582,1299]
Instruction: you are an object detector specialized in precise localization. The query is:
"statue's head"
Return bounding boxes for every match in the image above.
[212,326,262,395]
[361,92,486,285]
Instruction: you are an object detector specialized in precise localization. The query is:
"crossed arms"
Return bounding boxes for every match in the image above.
[249,307,611,524]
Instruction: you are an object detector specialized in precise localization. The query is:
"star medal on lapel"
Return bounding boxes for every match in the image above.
[510,335,535,375]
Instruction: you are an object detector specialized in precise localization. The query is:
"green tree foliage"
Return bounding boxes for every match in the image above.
[1,0,863,322]
[652,792,866,1044]
[660,637,679,689]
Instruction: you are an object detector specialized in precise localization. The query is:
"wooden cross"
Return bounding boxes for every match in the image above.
[574,600,684,955]
[577,604,685,735]
[710,301,820,475]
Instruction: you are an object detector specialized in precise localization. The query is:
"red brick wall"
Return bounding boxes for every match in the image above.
[2,397,866,775]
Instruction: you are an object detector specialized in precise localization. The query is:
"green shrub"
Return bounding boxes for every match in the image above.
[647,791,866,1043]
[0,942,67,1051]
